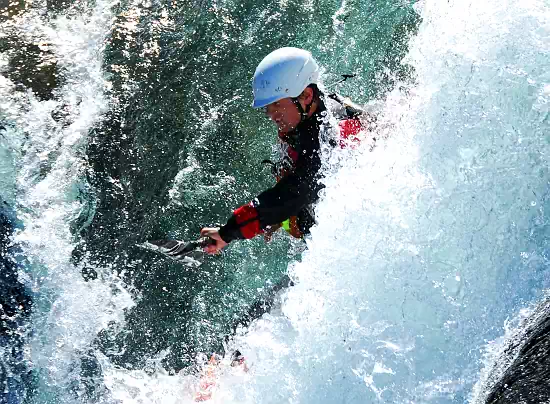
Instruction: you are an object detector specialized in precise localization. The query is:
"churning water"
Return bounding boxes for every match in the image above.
[1,0,549,402]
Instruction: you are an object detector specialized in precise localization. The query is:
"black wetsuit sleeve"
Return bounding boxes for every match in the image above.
[218,115,325,244]
[254,140,322,227]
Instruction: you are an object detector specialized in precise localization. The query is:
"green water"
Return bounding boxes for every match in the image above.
[77,0,420,372]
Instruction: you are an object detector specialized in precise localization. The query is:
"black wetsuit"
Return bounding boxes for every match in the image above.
[219,99,327,242]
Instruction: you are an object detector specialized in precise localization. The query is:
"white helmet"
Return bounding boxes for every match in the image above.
[252,47,320,108]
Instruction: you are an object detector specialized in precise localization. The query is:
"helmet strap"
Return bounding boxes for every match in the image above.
[292,97,310,122]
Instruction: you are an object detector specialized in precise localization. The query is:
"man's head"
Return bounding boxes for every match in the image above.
[252,47,320,133]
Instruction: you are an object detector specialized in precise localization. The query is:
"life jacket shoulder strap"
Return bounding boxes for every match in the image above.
[327,93,365,119]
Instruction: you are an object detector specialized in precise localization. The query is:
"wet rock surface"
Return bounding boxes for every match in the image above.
[481,299,550,404]
[0,0,26,22]
[0,201,33,403]
[1,41,60,100]
[1,1,63,101]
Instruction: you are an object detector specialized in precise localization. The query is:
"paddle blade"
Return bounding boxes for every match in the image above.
[138,237,215,267]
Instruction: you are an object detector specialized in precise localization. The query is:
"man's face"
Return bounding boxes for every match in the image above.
[264,97,302,133]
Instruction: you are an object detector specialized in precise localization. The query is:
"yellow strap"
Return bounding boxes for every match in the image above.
[281,219,290,232]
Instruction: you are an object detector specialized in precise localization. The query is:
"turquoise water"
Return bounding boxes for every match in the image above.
[1,0,549,402]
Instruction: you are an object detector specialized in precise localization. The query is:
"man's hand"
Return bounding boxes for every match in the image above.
[200,227,228,254]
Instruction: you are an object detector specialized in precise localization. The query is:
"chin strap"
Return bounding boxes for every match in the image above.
[291,97,311,122]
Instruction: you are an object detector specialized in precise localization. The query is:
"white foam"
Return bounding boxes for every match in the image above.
[217,0,550,402]
[79,0,550,401]
[1,0,135,399]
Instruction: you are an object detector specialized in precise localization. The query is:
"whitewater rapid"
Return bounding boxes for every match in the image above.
[1,0,549,402]
[1,1,134,402]
[177,0,549,402]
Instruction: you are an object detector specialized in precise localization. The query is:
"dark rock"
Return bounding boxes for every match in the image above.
[481,298,550,404]
[5,41,60,101]
[0,0,26,22]
[0,200,33,403]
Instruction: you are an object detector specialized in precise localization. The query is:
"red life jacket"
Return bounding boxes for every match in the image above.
[278,117,364,167]
[338,118,363,148]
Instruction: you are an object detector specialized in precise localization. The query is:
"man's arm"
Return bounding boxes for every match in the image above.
[217,135,322,244]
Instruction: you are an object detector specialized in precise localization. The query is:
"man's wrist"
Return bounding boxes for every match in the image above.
[218,216,240,244]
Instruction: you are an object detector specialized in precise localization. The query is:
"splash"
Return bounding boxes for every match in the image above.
[217,0,550,402]
[101,0,549,400]
[1,0,548,401]
[1,0,135,401]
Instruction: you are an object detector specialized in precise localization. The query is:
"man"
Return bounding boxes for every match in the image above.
[201,47,365,254]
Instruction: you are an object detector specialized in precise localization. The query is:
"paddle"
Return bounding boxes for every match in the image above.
[138,237,216,267]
